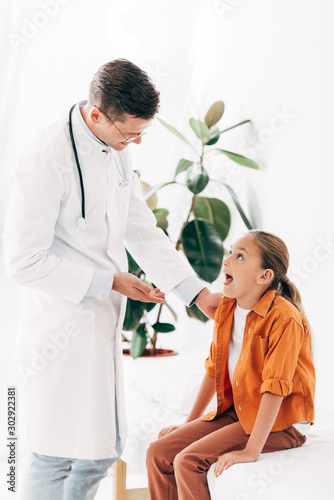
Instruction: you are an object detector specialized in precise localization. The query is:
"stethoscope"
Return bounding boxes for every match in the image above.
[68,104,129,231]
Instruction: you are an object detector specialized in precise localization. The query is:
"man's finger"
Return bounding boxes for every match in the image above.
[149,288,165,296]
[132,286,164,302]
[138,295,165,303]
[149,291,165,299]
[138,281,155,294]
[137,283,165,300]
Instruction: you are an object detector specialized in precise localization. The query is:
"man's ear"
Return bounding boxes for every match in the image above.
[90,107,102,124]
[258,269,274,285]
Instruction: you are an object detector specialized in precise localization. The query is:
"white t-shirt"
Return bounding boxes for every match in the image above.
[228,303,310,437]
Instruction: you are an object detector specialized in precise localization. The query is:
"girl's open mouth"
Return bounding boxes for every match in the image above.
[223,273,233,285]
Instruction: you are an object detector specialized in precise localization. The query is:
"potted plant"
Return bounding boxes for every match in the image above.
[122,101,259,358]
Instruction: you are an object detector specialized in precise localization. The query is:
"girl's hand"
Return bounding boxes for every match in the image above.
[158,423,185,439]
[213,449,258,477]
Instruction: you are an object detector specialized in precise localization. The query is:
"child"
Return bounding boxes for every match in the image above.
[146,230,315,500]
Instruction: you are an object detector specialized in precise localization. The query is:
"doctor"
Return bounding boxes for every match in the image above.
[4,59,220,500]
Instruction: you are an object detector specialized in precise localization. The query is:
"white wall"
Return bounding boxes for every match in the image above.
[1,0,333,448]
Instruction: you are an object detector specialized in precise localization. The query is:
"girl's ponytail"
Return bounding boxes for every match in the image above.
[277,275,304,315]
[249,230,309,325]
[277,275,312,346]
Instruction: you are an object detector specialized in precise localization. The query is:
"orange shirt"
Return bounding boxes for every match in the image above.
[203,289,315,434]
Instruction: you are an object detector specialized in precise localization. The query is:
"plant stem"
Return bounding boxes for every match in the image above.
[175,194,197,251]
[151,301,163,355]
[152,192,197,353]
[200,143,204,165]
[151,147,202,354]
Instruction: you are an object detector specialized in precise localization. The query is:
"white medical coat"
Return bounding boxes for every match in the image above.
[3,104,196,459]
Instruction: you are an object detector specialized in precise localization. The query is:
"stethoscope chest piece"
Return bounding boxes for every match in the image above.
[77,216,87,231]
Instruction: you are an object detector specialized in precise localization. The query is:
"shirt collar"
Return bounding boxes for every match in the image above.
[76,100,111,151]
[222,289,276,318]
[252,289,276,317]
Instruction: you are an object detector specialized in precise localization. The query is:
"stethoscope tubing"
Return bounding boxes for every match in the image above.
[69,104,86,221]
[68,103,130,230]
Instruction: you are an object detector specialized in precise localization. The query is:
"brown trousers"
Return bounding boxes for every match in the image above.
[146,406,306,500]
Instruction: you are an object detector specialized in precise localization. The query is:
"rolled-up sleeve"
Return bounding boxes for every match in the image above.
[260,317,306,397]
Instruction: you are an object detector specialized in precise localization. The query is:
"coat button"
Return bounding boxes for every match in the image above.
[239,405,242,411]
[236,380,239,386]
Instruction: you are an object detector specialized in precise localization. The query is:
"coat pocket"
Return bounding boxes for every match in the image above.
[251,334,268,370]
[62,298,96,351]
[38,296,96,353]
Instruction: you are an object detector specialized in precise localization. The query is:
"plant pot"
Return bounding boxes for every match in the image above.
[122,348,177,357]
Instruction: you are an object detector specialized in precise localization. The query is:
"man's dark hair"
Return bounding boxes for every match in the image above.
[88,59,160,121]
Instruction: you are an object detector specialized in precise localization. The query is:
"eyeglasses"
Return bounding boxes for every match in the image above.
[93,105,154,143]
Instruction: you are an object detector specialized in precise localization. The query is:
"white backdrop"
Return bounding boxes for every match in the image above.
[1,0,334,491]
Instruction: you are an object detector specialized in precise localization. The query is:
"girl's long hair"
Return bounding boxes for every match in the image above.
[249,230,311,333]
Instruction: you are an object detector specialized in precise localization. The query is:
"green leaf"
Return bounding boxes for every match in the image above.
[215,181,253,230]
[204,101,225,128]
[123,299,147,331]
[189,118,211,144]
[146,302,158,312]
[215,149,260,169]
[207,119,251,143]
[194,197,230,242]
[130,324,147,359]
[182,219,224,283]
[141,180,158,210]
[206,126,220,146]
[174,159,194,178]
[151,322,176,333]
[123,295,158,331]
[220,120,251,134]
[186,304,210,323]
[153,208,169,232]
[143,180,177,201]
[186,165,210,194]
[156,116,192,146]
[126,250,142,276]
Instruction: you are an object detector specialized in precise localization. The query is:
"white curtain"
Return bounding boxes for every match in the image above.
[1,0,334,473]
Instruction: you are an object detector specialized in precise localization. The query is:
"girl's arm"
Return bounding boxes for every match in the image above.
[186,372,216,423]
[244,392,284,456]
[158,373,216,438]
[214,392,284,477]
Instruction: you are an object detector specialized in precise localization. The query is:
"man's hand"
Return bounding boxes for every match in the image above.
[194,288,222,320]
[112,273,165,303]
[213,449,258,477]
